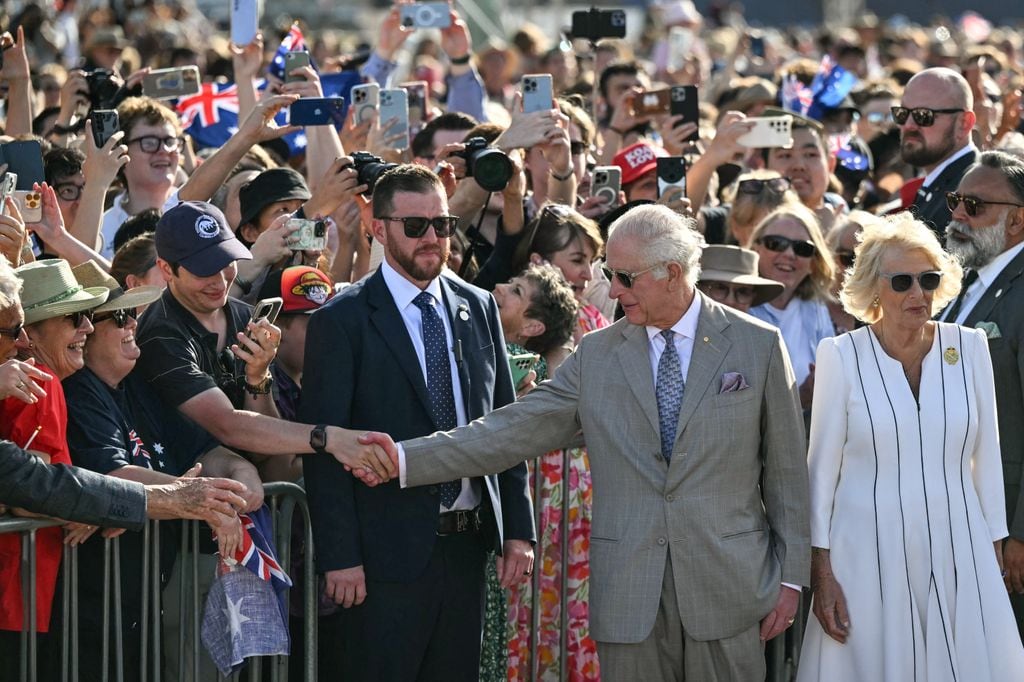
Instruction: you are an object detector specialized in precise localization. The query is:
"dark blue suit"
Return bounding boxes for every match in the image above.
[301,267,534,680]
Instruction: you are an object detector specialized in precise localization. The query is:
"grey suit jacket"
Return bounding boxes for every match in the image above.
[404,295,810,643]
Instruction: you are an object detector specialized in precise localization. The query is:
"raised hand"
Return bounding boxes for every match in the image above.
[0,358,50,404]
[237,93,302,144]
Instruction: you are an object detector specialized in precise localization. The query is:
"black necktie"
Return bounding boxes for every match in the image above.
[944,269,979,322]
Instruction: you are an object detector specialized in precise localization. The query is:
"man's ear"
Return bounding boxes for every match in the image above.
[155,258,175,283]
[1007,206,1024,239]
[239,223,261,246]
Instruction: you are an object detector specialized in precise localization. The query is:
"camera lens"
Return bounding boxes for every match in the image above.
[465,146,513,193]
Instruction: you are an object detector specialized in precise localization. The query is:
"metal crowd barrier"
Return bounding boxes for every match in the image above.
[0,481,315,682]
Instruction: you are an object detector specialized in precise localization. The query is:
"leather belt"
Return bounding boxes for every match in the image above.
[437,507,482,536]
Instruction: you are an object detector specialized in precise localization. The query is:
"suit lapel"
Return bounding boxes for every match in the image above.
[616,323,660,436]
[675,297,731,440]
[964,248,1024,327]
[440,276,473,416]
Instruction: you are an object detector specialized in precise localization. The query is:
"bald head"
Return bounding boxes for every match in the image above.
[898,67,977,171]
[904,67,973,111]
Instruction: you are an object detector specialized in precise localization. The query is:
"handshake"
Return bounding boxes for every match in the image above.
[328,429,401,486]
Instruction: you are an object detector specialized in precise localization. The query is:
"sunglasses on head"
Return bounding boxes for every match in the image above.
[945,191,1024,217]
[756,234,817,259]
[882,271,942,293]
[738,177,791,195]
[601,263,660,288]
[890,106,964,127]
[64,309,94,327]
[93,308,138,328]
[0,321,23,339]
[377,215,459,238]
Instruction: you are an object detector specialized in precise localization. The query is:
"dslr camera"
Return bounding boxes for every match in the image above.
[85,69,122,110]
[350,152,399,196]
[455,137,513,193]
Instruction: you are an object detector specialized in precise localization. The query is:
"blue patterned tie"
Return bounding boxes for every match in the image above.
[412,292,462,508]
[656,329,684,462]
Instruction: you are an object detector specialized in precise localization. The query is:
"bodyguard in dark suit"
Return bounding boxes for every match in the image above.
[944,151,1024,636]
[896,67,978,237]
[301,165,535,681]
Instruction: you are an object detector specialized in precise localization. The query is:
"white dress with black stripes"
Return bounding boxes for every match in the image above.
[797,323,1024,682]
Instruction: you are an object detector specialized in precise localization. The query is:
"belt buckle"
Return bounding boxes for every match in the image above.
[456,511,468,533]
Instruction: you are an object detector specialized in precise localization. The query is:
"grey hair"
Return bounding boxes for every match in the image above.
[976,150,1024,204]
[607,204,703,287]
[0,257,23,310]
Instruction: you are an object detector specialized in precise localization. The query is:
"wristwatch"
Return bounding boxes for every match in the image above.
[310,424,328,455]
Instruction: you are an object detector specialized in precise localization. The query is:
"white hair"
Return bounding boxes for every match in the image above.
[0,258,22,311]
[607,204,703,287]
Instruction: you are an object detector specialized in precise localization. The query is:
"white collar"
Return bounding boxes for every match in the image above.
[923,143,976,187]
[976,241,1024,290]
[646,291,701,343]
[380,259,445,311]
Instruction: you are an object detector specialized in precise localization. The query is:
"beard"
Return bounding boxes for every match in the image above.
[900,131,957,167]
[945,217,1007,269]
[388,239,450,282]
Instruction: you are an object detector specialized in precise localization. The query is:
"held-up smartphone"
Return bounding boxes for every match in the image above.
[0,172,17,217]
[591,166,621,206]
[247,296,283,342]
[570,9,626,41]
[633,88,671,117]
[91,109,120,149]
[400,80,429,136]
[509,353,540,388]
[657,157,688,200]
[283,51,311,83]
[750,33,766,59]
[142,66,201,100]
[230,0,260,46]
[379,89,410,150]
[736,116,794,148]
[0,141,45,191]
[399,2,451,29]
[289,97,346,127]
[667,26,695,72]
[670,85,699,142]
[287,218,327,251]
[350,83,380,125]
[13,190,42,223]
[521,74,553,114]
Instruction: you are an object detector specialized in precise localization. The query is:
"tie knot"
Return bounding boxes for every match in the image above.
[413,291,436,312]
[660,329,675,343]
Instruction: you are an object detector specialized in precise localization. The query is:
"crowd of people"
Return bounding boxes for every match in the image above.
[0,0,1023,679]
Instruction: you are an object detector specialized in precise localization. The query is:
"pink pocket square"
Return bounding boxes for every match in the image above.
[720,372,750,393]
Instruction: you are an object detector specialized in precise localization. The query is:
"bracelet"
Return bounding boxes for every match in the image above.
[245,373,274,397]
[549,167,574,182]
[450,54,471,65]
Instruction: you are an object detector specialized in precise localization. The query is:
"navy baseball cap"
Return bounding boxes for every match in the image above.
[155,201,252,277]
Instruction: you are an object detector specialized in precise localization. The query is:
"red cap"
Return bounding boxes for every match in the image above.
[612,141,668,186]
[258,266,335,314]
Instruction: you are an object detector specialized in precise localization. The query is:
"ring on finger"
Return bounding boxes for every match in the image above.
[16,380,26,390]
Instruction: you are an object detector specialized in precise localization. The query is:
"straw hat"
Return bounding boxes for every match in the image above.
[16,259,110,325]
[699,245,784,307]
[71,260,162,313]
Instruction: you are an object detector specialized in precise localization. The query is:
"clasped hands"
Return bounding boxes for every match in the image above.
[324,429,401,486]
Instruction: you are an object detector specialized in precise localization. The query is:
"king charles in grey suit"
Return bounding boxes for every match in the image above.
[349,204,811,681]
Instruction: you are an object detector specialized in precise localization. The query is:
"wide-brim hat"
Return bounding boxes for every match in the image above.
[238,168,311,229]
[699,245,784,307]
[71,260,163,313]
[17,259,110,325]
[86,26,129,52]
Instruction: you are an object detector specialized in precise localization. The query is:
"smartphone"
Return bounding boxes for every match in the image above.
[12,190,42,223]
[0,172,18,217]
[521,74,553,114]
[591,166,621,206]
[399,2,451,29]
[569,9,626,41]
[667,26,695,72]
[289,97,346,127]
[670,85,699,142]
[379,89,410,150]
[400,80,429,136]
[230,0,260,46]
[509,353,540,387]
[634,88,670,116]
[750,34,766,59]
[91,109,119,148]
[283,51,311,83]
[657,157,687,200]
[0,141,44,191]
[736,116,794,148]
[350,82,380,126]
[142,66,201,100]
[247,297,283,341]
[287,218,327,250]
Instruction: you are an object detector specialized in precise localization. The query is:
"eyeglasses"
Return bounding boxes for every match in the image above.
[93,308,137,328]
[865,111,893,125]
[836,251,856,268]
[890,106,965,127]
[737,177,791,195]
[570,141,587,156]
[756,234,817,259]
[945,191,1024,217]
[54,182,85,202]
[377,216,459,238]
[601,263,660,288]
[881,271,942,293]
[64,310,94,327]
[698,281,756,305]
[126,135,184,153]
[0,321,23,339]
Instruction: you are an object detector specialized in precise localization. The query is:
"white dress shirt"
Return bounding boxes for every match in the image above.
[948,242,1024,324]
[646,290,701,385]
[922,143,976,189]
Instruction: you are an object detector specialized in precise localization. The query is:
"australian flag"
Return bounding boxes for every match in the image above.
[234,506,292,595]
[268,22,310,80]
[806,55,858,121]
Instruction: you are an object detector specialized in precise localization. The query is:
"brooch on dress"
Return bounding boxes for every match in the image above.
[943,347,959,365]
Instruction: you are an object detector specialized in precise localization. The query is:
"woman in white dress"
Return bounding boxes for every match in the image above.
[798,212,1024,681]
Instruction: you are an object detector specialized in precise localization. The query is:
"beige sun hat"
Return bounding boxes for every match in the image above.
[699,245,785,307]
[17,259,110,325]
[71,260,162,313]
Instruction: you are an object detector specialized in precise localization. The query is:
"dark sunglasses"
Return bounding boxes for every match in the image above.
[890,106,964,127]
[737,177,791,195]
[945,191,1024,217]
[65,309,94,327]
[601,263,659,288]
[756,234,817,259]
[93,307,138,328]
[698,281,755,304]
[0,321,23,339]
[570,141,587,156]
[126,135,185,153]
[377,215,459,238]
[882,271,942,293]
[836,251,856,268]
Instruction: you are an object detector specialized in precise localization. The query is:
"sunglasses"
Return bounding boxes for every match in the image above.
[890,106,964,127]
[737,177,791,195]
[601,263,660,288]
[882,271,942,293]
[865,111,893,125]
[93,307,138,328]
[570,141,587,156]
[126,135,185,153]
[756,234,817,259]
[836,251,856,268]
[698,281,755,305]
[377,216,459,238]
[945,191,1024,217]
[64,310,94,327]
[0,321,23,339]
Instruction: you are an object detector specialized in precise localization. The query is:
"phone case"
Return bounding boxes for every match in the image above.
[91,110,119,148]
[250,297,283,327]
[230,0,260,46]
[379,89,410,150]
[509,353,539,387]
[400,80,429,134]
[350,83,380,126]
[670,86,699,142]
[13,190,42,223]
[0,173,16,217]
[591,166,621,205]
[283,52,311,83]
[667,26,695,72]
[143,66,201,100]
[736,116,793,148]
[288,218,327,251]
[521,74,553,114]
[289,98,346,127]
[0,141,44,190]
[657,157,687,199]
[634,89,671,116]
[399,2,451,29]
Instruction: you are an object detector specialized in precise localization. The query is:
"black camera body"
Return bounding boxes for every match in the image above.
[350,152,398,196]
[455,137,513,193]
[85,69,121,110]
[570,8,627,42]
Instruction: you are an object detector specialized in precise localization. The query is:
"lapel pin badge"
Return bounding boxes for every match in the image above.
[458,305,470,321]
[943,346,959,365]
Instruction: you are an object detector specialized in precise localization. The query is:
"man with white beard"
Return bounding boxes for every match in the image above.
[942,150,1024,638]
